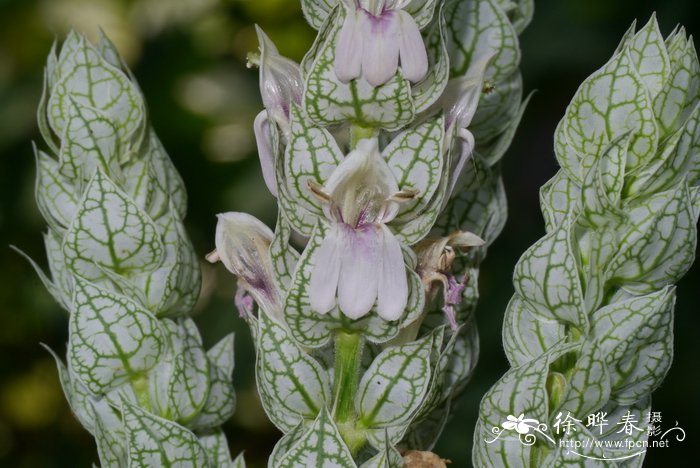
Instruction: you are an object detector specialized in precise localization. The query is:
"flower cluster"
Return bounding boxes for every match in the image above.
[22,32,241,466]
[210,0,531,464]
[475,16,700,466]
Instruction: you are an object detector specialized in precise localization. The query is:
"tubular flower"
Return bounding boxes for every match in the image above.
[438,55,491,199]
[308,138,415,321]
[208,212,283,321]
[334,0,428,87]
[251,26,303,196]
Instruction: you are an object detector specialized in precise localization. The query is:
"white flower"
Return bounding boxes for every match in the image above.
[251,26,303,197]
[438,55,491,199]
[208,212,283,320]
[502,414,539,435]
[254,26,303,132]
[308,138,413,321]
[334,0,428,87]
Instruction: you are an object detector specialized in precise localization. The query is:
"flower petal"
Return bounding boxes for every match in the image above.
[256,26,303,129]
[397,10,428,83]
[445,129,475,201]
[376,224,408,320]
[253,110,278,197]
[214,212,282,319]
[338,225,379,319]
[362,11,401,87]
[335,11,364,83]
[310,224,343,314]
[324,138,400,226]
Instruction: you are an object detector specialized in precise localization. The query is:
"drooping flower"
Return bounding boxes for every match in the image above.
[334,0,429,87]
[439,55,491,198]
[250,26,303,197]
[308,138,415,321]
[415,231,485,330]
[208,212,283,320]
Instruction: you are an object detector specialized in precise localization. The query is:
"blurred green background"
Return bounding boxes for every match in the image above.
[0,0,697,466]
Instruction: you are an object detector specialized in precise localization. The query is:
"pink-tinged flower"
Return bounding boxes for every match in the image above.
[439,56,491,198]
[253,110,278,197]
[254,26,303,132]
[335,0,428,87]
[251,26,303,197]
[308,138,415,321]
[502,414,540,435]
[208,212,283,320]
[415,231,484,330]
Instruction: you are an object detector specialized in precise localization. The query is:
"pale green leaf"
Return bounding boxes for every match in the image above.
[609,183,698,293]
[360,433,403,468]
[301,0,334,30]
[284,104,343,216]
[384,114,446,221]
[44,344,97,435]
[93,401,127,467]
[256,312,330,432]
[513,220,588,329]
[654,35,700,137]
[442,320,479,398]
[445,0,520,81]
[502,295,565,368]
[48,33,143,142]
[627,14,670,98]
[149,319,210,423]
[68,277,165,394]
[189,333,236,430]
[277,408,357,468]
[268,423,308,468]
[62,169,164,281]
[539,170,580,233]
[435,174,507,253]
[555,343,611,419]
[411,11,449,113]
[270,209,300,290]
[555,48,658,183]
[357,332,433,430]
[473,349,555,467]
[596,398,650,464]
[34,146,78,232]
[497,0,534,34]
[579,134,629,227]
[57,104,122,183]
[12,245,70,312]
[627,103,700,195]
[591,287,675,404]
[199,430,237,468]
[121,401,209,467]
[542,419,611,467]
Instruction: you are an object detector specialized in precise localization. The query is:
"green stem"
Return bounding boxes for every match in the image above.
[131,374,152,413]
[350,124,377,148]
[332,331,366,455]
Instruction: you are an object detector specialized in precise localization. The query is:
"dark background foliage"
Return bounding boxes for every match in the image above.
[0,0,697,466]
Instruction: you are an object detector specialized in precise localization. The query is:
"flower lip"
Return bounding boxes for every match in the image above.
[313,138,404,228]
[307,137,413,321]
[211,212,283,319]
